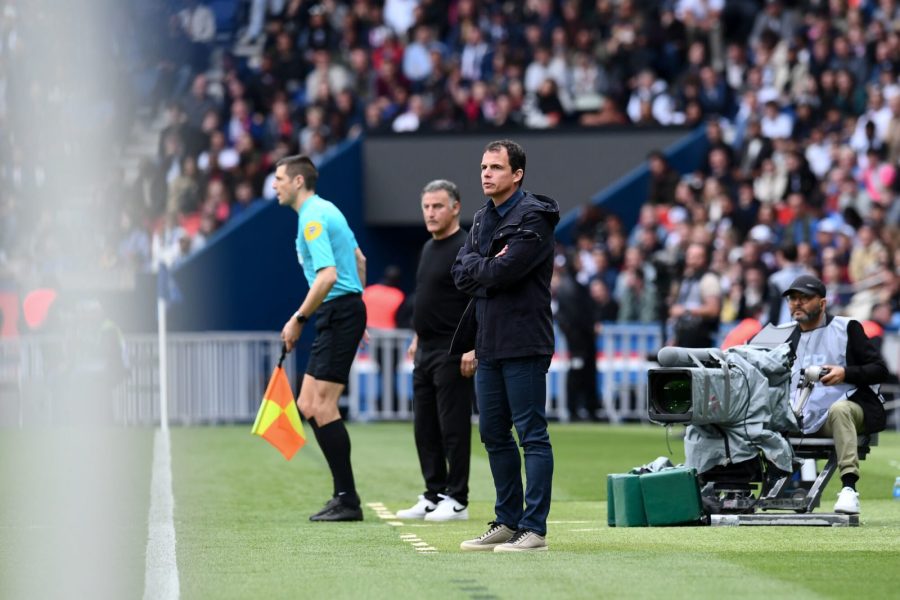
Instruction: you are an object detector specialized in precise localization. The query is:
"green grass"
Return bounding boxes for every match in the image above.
[1,423,897,598]
[170,424,900,600]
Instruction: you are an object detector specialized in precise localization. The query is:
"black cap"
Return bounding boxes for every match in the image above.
[782,274,826,298]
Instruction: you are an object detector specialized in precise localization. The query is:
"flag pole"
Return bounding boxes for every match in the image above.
[157,278,169,433]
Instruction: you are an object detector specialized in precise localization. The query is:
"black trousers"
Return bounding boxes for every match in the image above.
[412,346,474,505]
[566,351,598,419]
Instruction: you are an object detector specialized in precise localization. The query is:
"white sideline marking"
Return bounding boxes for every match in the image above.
[547,520,592,524]
[143,428,180,600]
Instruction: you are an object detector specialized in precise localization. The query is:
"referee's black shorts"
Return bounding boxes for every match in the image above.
[307,293,367,385]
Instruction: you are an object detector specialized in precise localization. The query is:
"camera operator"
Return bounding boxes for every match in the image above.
[784,275,889,515]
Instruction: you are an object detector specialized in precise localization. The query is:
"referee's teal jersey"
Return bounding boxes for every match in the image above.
[295,195,363,302]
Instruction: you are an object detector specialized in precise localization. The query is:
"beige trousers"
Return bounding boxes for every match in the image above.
[818,400,865,478]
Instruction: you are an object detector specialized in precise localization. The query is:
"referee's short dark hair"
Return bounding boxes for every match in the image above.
[276,155,318,190]
[422,179,460,204]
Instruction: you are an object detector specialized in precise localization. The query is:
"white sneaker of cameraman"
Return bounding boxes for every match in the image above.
[395,495,437,519]
[833,487,860,514]
[424,495,468,521]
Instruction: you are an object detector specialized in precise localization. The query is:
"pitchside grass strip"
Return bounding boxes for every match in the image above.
[170,424,900,599]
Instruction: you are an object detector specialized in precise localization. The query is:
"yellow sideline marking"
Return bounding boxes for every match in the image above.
[366,502,397,519]
[368,502,439,554]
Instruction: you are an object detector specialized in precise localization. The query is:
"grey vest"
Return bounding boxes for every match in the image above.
[790,316,879,434]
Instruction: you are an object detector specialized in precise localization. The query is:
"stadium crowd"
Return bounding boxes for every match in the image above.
[3,0,900,343]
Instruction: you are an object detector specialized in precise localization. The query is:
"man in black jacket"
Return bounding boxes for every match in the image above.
[785,275,888,515]
[451,139,558,552]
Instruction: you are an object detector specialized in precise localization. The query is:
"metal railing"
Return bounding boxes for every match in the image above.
[2,328,898,429]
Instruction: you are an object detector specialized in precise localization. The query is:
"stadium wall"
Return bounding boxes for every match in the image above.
[362,127,692,226]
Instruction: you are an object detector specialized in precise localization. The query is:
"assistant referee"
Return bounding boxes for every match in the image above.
[273,154,368,522]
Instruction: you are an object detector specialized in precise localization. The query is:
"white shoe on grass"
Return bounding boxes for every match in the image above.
[833,487,860,514]
[395,495,437,519]
[425,495,468,521]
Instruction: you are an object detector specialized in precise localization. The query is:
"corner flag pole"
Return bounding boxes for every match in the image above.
[156,264,180,432]
[157,288,169,433]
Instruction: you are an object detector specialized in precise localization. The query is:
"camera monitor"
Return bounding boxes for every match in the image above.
[746,322,796,348]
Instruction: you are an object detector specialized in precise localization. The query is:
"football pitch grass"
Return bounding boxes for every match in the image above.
[2,423,899,599]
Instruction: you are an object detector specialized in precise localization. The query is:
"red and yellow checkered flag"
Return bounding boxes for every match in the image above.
[251,358,305,460]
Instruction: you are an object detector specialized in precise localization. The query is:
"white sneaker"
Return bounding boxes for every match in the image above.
[424,495,468,521]
[833,487,860,514]
[395,495,437,519]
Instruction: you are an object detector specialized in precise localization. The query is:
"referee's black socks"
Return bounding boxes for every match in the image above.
[310,419,360,508]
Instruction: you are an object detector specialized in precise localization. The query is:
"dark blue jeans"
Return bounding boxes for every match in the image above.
[475,355,553,536]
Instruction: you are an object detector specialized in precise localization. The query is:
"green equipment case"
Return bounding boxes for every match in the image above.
[608,473,647,527]
[639,467,704,526]
[606,467,703,527]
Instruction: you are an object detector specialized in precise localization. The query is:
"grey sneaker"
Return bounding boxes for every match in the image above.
[493,529,548,552]
[459,522,516,551]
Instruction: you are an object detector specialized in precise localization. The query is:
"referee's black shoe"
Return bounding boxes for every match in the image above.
[309,496,363,522]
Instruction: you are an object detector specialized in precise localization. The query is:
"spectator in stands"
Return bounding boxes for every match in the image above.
[784,192,821,250]
[402,25,437,90]
[526,78,566,129]
[617,267,657,324]
[305,49,351,104]
[668,242,720,347]
[229,180,260,221]
[177,0,216,72]
[754,158,786,205]
[151,211,188,272]
[645,150,680,205]
[166,155,202,215]
[392,94,428,132]
[849,222,887,285]
[181,73,217,128]
[589,277,619,328]
[116,211,152,272]
[240,0,285,45]
[190,213,218,253]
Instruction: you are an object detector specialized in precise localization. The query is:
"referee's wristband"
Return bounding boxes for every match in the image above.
[294,311,308,324]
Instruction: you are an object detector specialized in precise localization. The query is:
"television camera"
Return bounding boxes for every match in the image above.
[646,323,862,519]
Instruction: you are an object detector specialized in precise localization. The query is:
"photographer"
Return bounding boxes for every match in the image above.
[784,275,889,515]
[667,243,721,348]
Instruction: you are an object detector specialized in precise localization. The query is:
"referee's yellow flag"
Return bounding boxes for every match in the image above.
[251,366,306,460]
